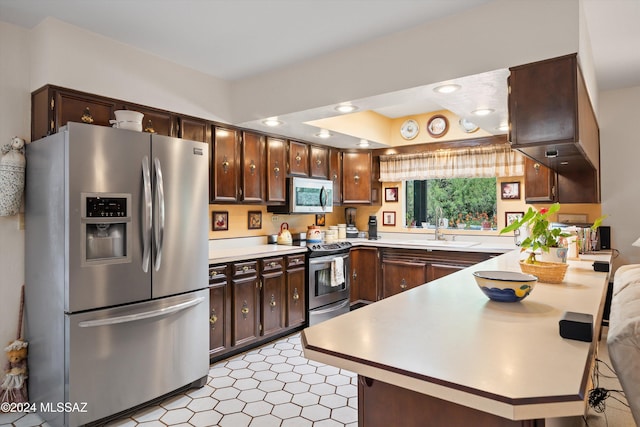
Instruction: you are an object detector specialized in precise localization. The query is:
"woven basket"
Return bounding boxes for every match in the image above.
[519,261,569,284]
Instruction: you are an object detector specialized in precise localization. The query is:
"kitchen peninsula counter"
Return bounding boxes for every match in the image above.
[302,250,612,426]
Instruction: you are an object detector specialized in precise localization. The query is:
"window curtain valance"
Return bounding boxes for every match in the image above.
[379,144,524,181]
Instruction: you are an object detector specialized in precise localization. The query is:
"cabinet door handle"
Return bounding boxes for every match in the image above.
[210,309,218,329]
[268,261,278,268]
[249,160,256,175]
[352,270,358,280]
[274,161,280,178]
[81,107,94,124]
[295,153,302,165]
[241,301,249,318]
[293,288,300,301]
[400,278,407,290]
[269,294,277,310]
[315,157,322,167]
[354,173,360,183]
[222,156,230,173]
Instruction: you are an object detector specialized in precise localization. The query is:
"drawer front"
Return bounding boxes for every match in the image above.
[262,257,284,273]
[209,264,228,284]
[232,261,258,277]
[287,254,306,269]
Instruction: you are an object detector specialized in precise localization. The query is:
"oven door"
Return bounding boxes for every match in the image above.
[308,253,350,310]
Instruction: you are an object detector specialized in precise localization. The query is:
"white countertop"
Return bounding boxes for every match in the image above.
[209,243,307,264]
[302,250,612,421]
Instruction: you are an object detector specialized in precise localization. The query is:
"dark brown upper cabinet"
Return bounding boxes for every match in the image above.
[509,53,600,203]
[266,137,287,204]
[288,140,309,176]
[342,151,372,204]
[241,131,265,203]
[309,145,329,179]
[211,126,240,203]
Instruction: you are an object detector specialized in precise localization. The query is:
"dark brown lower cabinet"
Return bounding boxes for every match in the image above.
[260,257,285,337]
[358,376,542,427]
[209,254,307,362]
[286,255,306,327]
[231,261,260,347]
[427,263,467,282]
[381,259,427,298]
[350,247,379,303]
[208,264,231,359]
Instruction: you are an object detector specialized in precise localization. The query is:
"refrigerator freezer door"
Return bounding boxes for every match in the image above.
[64,290,209,426]
[64,123,152,312]
[151,135,209,298]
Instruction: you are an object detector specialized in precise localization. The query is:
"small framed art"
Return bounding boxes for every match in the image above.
[212,211,229,231]
[248,211,262,229]
[505,211,524,227]
[385,187,399,202]
[382,211,396,226]
[315,214,326,226]
[501,181,521,200]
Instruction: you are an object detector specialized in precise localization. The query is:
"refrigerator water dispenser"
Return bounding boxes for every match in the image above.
[81,194,132,265]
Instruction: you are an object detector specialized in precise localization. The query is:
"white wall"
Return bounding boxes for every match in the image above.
[30,18,233,123]
[0,21,30,347]
[599,86,640,270]
[230,0,580,122]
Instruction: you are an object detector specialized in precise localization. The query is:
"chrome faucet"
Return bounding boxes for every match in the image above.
[434,206,445,240]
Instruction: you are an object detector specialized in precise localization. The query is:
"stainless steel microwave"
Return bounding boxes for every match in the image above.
[267,177,333,214]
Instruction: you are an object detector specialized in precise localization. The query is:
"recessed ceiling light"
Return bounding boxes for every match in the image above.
[497,123,509,132]
[433,84,461,94]
[358,139,370,147]
[316,129,331,139]
[262,117,283,127]
[472,109,494,116]
[335,103,358,113]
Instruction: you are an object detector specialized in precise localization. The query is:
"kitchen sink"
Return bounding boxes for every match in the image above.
[403,240,480,248]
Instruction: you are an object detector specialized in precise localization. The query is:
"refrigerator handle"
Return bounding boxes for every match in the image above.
[142,156,152,273]
[153,157,165,271]
[77,296,205,328]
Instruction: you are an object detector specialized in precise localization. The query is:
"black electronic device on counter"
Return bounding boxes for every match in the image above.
[368,215,378,240]
[598,225,611,250]
[559,311,593,342]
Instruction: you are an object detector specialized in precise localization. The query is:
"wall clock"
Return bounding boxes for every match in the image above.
[400,119,419,140]
[427,115,449,138]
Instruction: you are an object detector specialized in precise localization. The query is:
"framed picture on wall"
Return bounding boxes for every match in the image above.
[382,211,396,226]
[315,214,326,226]
[248,211,262,229]
[501,181,521,199]
[385,187,399,202]
[212,211,228,231]
[505,211,524,227]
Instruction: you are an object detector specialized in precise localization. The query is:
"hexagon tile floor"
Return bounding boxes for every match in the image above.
[0,333,357,427]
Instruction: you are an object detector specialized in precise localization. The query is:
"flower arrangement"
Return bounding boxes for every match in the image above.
[500,203,606,264]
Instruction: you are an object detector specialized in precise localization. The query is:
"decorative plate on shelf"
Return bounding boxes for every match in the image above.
[459,118,479,133]
[427,115,449,138]
[400,119,419,140]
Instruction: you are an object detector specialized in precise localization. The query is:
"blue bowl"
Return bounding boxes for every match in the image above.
[473,270,538,302]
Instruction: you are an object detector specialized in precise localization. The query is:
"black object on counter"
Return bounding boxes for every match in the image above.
[368,215,378,240]
[559,311,593,342]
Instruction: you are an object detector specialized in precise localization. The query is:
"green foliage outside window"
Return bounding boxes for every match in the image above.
[406,178,497,229]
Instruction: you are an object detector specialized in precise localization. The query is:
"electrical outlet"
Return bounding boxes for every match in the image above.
[272,215,279,222]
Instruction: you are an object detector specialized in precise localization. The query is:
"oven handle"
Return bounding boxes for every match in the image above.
[311,299,350,315]
[309,253,349,265]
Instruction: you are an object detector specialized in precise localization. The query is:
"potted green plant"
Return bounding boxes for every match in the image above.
[500,203,571,264]
[500,203,606,283]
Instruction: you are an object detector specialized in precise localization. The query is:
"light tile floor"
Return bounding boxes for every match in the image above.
[0,333,358,427]
[0,328,634,427]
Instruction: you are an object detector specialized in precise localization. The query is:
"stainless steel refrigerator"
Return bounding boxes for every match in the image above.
[25,122,209,427]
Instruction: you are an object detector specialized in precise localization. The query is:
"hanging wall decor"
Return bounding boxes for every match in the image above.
[0,137,26,217]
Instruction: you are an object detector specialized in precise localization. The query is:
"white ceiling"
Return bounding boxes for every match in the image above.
[1,0,639,147]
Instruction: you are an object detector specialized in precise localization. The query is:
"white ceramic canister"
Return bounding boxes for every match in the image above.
[337,224,347,239]
[307,225,322,243]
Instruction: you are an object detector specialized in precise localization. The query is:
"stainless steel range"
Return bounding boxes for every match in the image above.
[307,241,352,325]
